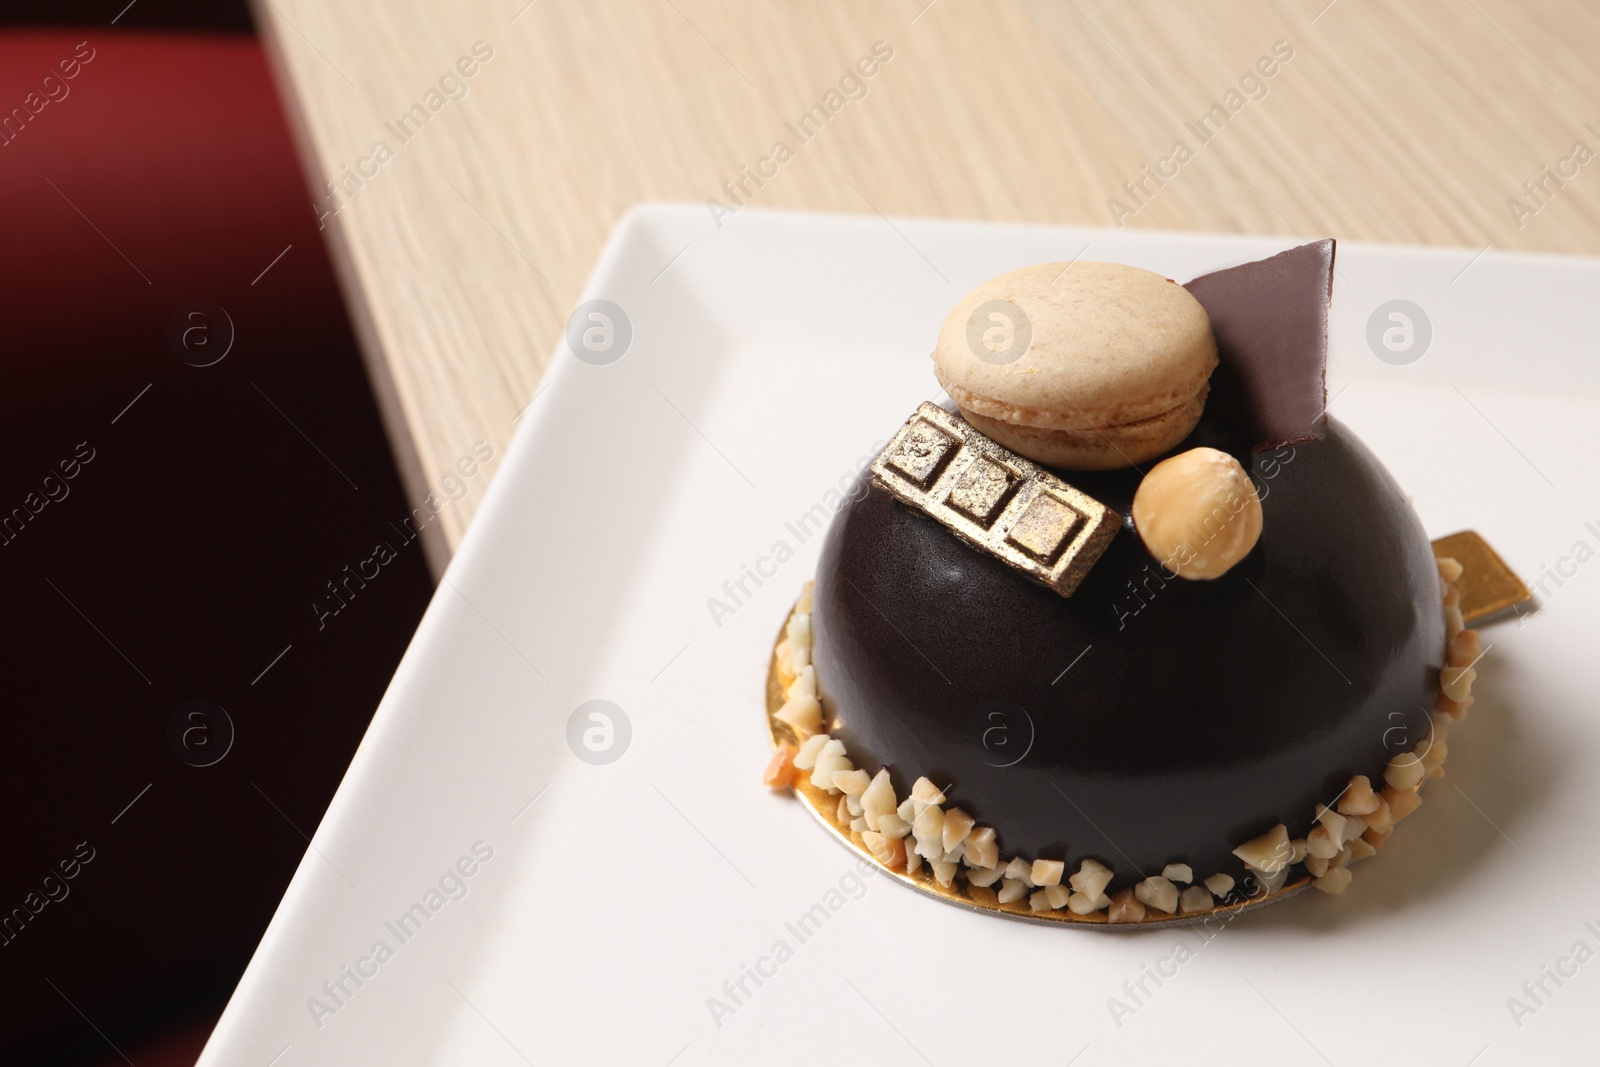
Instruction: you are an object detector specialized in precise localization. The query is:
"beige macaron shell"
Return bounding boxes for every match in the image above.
[962,388,1208,471]
[933,261,1217,437]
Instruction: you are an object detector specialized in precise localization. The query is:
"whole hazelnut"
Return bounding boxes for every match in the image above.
[1132,447,1263,579]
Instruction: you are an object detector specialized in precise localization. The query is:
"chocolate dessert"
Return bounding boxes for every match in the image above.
[763,240,1522,924]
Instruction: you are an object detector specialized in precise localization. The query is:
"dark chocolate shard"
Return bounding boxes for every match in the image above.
[1185,239,1334,452]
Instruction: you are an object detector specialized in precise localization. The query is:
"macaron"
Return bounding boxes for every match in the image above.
[932,261,1218,470]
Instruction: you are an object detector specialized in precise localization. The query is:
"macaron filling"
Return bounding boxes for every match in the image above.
[940,376,1211,437]
[957,387,1209,471]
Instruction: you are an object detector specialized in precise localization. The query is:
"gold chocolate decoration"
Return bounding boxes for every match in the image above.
[870,403,1121,597]
[1432,530,1534,625]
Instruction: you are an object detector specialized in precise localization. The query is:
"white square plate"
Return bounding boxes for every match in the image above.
[202,205,1600,1066]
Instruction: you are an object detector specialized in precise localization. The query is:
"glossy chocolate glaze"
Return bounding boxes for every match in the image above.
[811,418,1444,888]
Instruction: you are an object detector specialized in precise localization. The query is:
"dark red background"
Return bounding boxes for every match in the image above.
[1,10,434,1065]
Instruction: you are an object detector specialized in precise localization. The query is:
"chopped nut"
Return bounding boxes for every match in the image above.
[942,808,975,853]
[1203,873,1235,898]
[1004,857,1036,887]
[1070,859,1115,900]
[1107,888,1146,923]
[1162,863,1193,884]
[845,794,864,818]
[1288,838,1308,865]
[796,580,814,613]
[860,769,897,830]
[1337,775,1381,815]
[1233,824,1291,874]
[876,812,911,839]
[997,878,1029,904]
[1429,712,1454,744]
[836,795,850,824]
[1304,854,1329,878]
[1445,605,1464,639]
[762,746,798,788]
[930,860,957,888]
[1315,804,1348,840]
[1436,556,1464,583]
[786,644,811,675]
[1448,628,1481,668]
[967,865,1005,888]
[833,769,870,796]
[911,777,946,813]
[1179,885,1213,914]
[1250,865,1290,896]
[792,733,830,770]
[1306,825,1340,860]
[809,739,852,791]
[896,797,917,824]
[1032,859,1065,887]
[1028,888,1053,912]
[1346,837,1377,861]
[775,692,822,739]
[785,611,811,648]
[906,848,923,874]
[1045,883,1071,909]
[1443,583,1461,610]
[1313,866,1353,894]
[1329,846,1353,870]
[1383,752,1426,791]
[775,638,792,668]
[913,805,946,861]
[785,664,816,701]
[1441,666,1476,703]
[1339,814,1368,846]
[1420,736,1448,775]
[963,827,999,869]
[1436,694,1472,722]
[862,831,907,870]
[1364,796,1393,835]
[1135,876,1179,914]
[1362,826,1392,850]
[1067,892,1106,915]
[850,816,868,832]
[1382,784,1423,823]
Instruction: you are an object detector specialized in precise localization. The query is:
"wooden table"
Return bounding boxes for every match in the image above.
[255,0,1600,568]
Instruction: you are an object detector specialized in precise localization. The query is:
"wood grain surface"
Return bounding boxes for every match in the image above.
[253,0,1600,560]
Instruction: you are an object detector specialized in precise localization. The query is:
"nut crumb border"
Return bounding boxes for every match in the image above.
[764,556,1478,928]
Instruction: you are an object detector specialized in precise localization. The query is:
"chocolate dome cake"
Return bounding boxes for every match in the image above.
[762,240,1506,924]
